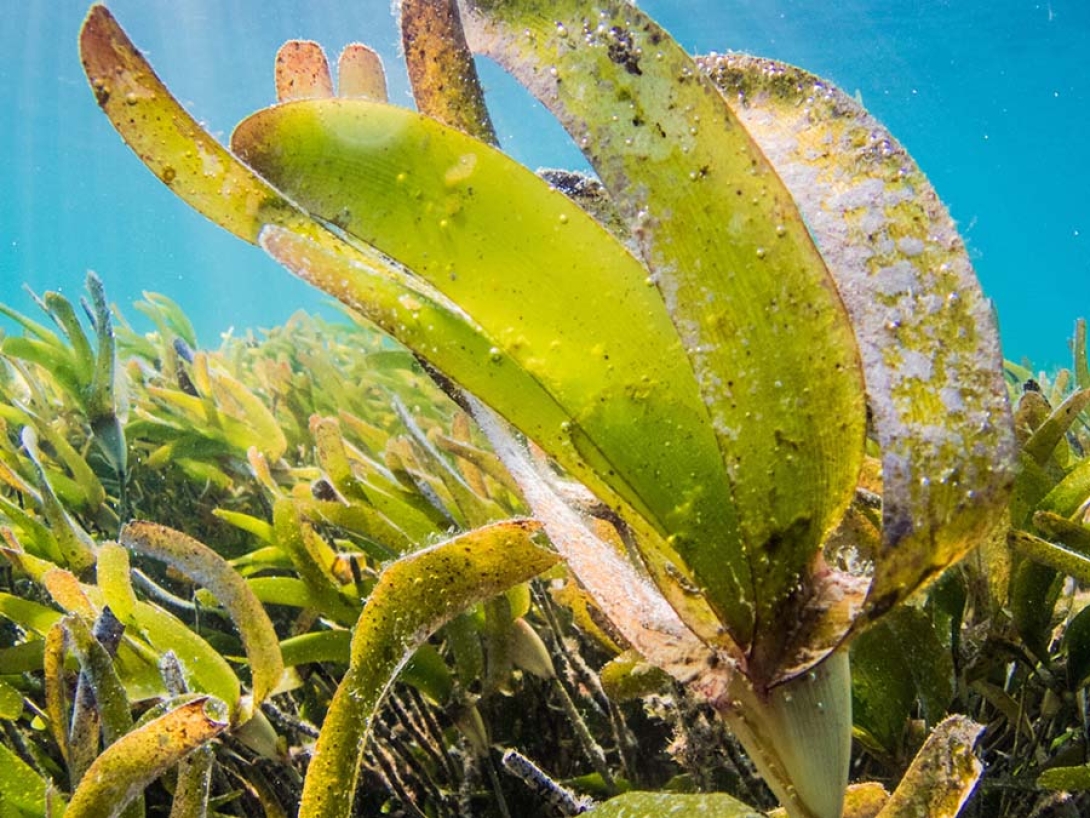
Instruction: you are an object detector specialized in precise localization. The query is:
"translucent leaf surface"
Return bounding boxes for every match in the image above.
[458,0,867,665]
[235,98,732,645]
[298,519,558,817]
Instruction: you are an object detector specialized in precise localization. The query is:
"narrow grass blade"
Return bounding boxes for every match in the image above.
[121,521,284,706]
[298,519,557,817]
[64,697,228,818]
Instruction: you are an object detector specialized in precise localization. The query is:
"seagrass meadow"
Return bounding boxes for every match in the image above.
[1,2,1089,817]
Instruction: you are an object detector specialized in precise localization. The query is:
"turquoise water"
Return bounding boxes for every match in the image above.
[1,1,1086,368]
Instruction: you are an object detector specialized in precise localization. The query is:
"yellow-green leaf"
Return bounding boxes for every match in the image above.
[875,715,983,818]
[299,519,557,817]
[120,521,284,705]
[583,792,763,817]
[459,0,867,670]
[65,696,228,818]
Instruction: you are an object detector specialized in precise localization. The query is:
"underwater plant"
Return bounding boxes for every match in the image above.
[70,1,1023,816]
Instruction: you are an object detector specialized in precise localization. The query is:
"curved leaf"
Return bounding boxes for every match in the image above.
[696,53,1016,622]
[65,697,228,818]
[235,98,731,645]
[121,521,284,705]
[298,519,558,817]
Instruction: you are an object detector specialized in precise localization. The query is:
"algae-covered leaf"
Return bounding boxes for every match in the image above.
[1009,529,1090,587]
[582,791,764,817]
[128,601,241,711]
[64,696,228,818]
[298,519,558,817]
[458,0,867,669]
[120,521,284,705]
[1039,764,1090,792]
[875,715,983,818]
[696,53,1016,624]
[274,40,334,103]
[401,0,496,140]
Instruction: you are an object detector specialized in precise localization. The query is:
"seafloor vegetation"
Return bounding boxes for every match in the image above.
[2,1,1090,817]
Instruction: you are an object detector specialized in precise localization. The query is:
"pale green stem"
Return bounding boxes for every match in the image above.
[717,650,852,818]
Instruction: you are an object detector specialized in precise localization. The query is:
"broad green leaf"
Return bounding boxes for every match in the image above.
[271,500,360,626]
[298,519,558,817]
[65,696,228,818]
[1023,389,1090,467]
[1010,530,1090,587]
[279,630,351,667]
[213,509,274,543]
[1035,511,1090,556]
[458,0,867,671]
[79,3,581,490]
[79,4,723,643]
[0,593,63,635]
[599,651,672,702]
[694,53,1016,623]
[97,542,137,624]
[120,521,284,705]
[1040,457,1090,517]
[0,680,22,721]
[248,576,318,609]
[235,100,733,641]
[0,742,58,816]
[0,642,46,675]
[1010,556,1061,661]
[583,791,763,817]
[849,607,955,757]
[1039,763,1090,792]
[128,601,240,712]
[1064,603,1090,690]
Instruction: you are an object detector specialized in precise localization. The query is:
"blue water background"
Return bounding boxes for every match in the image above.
[1,1,1086,369]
